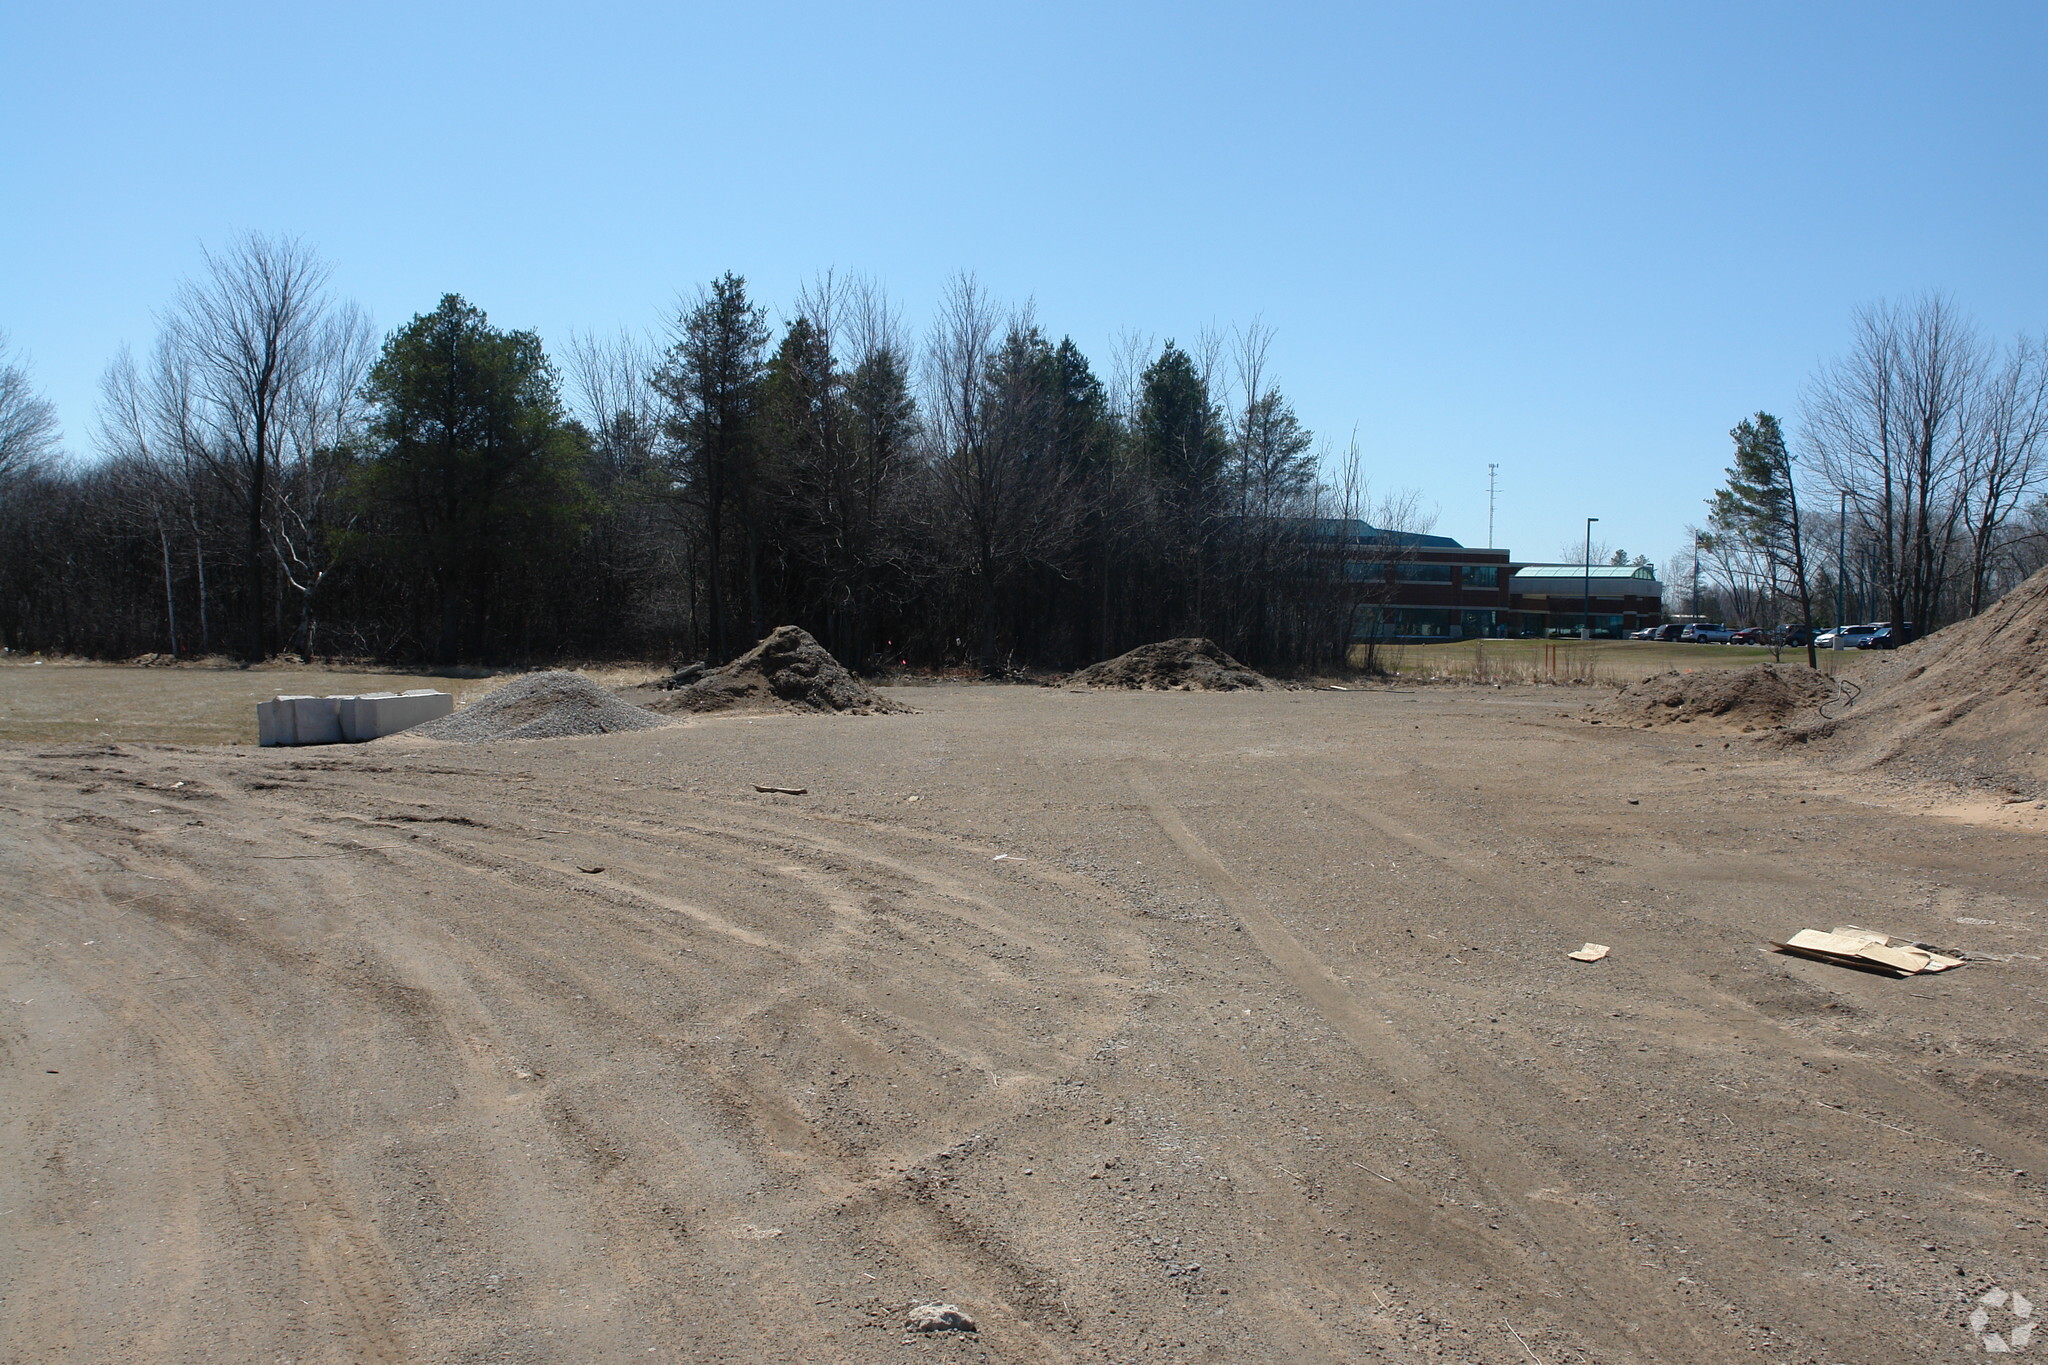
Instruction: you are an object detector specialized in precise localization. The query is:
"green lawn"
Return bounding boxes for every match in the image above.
[1355,638,1873,686]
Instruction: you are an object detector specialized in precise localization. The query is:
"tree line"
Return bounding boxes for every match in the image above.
[0,236,1409,672]
[1682,294,2048,655]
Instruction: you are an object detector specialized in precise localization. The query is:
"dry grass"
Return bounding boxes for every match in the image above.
[1358,639,1876,687]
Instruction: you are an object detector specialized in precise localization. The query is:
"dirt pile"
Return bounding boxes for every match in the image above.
[1597,663,1834,731]
[1067,638,1274,691]
[410,671,669,742]
[643,626,907,715]
[1785,566,2048,790]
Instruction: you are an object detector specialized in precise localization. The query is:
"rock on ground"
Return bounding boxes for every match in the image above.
[1067,638,1275,691]
[409,671,669,743]
[905,1303,976,1333]
[641,626,908,715]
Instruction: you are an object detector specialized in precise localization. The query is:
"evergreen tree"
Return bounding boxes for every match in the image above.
[353,294,591,661]
[654,273,771,659]
[1709,412,1817,665]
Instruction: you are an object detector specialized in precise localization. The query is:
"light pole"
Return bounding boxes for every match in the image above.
[1835,489,1849,650]
[1582,517,1599,640]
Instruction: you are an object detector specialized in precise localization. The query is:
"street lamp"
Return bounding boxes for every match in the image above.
[1835,489,1849,650]
[1582,517,1599,640]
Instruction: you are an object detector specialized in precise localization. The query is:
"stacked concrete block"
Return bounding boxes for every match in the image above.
[339,690,453,741]
[258,689,453,746]
[256,695,317,746]
[292,696,348,745]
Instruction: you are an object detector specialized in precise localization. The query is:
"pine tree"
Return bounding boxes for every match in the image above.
[1709,413,1817,665]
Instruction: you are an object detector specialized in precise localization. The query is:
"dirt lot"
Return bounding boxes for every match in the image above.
[4,680,2046,1363]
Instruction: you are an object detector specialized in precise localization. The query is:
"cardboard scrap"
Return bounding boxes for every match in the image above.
[753,785,808,795]
[1773,926,1964,977]
[1568,943,1610,962]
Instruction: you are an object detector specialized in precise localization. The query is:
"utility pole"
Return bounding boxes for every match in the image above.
[1582,517,1599,640]
[1487,463,1499,548]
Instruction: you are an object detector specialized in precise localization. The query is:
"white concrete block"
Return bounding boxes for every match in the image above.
[259,689,454,745]
[341,689,453,741]
[258,695,316,746]
[337,693,398,742]
[290,696,346,746]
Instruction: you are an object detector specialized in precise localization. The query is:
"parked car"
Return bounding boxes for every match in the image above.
[1684,623,1739,643]
[1816,622,1880,649]
[1629,626,1660,639]
[1649,622,1686,641]
[1858,622,1914,649]
[1770,625,1815,647]
[1729,627,1766,645]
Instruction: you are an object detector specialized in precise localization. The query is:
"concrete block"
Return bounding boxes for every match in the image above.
[341,690,453,741]
[258,695,316,746]
[290,696,347,746]
[337,692,398,742]
[259,689,453,745]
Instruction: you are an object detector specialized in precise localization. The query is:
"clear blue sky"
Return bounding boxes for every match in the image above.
[5,2,2045,569]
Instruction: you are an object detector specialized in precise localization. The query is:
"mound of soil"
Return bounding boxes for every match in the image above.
[410,671,670,743]
[1782,566,2048,791]
[643,626,908,715]
[1597,663,1834,731]
[1067,638,1275,691]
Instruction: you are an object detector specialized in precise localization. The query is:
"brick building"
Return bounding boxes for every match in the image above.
[1506,563,1666,638]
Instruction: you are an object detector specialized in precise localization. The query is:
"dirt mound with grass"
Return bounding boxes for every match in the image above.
[1597,663,1834,731]
[1780,566,2048,791]
[1067,638,1275,691]
[410,671,670,742]
[642,626,908,715]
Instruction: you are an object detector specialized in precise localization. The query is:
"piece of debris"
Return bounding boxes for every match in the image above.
[1567,943,1610,962]
[905,1303,976,1333]
[1773,927,1964,977]
[576,865,605,874]
[753,784,808,796]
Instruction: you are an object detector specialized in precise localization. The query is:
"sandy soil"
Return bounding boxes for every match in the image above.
[4,684,2045,1364]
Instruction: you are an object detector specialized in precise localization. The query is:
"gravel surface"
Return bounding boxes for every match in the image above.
[9,684,2046,1363]
[410,670,670,742]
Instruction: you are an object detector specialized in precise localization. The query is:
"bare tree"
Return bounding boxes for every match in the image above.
[270,301,376,657]
[0,331,62,485]
[1961,334,2048,615]
[1804,294,1979,634]
[156,234,338,659]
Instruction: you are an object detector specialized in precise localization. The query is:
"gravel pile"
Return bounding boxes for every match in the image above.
[1780,565,2048,791]
[411,671,670,743]
[1067,638,1275,691]
[1597,663,1834,731]
[643,626,908,715]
